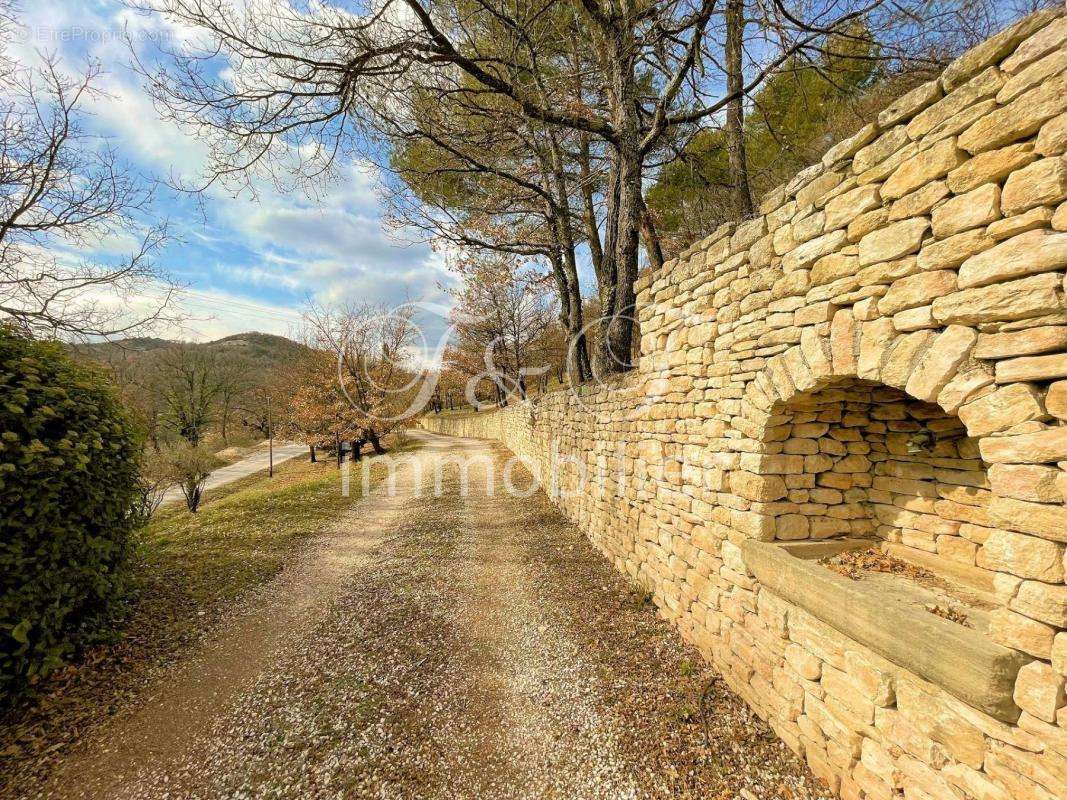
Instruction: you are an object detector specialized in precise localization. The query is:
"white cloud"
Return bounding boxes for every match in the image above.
[91,76,210,179]
[165,286,305,341]
[7,0,464,355]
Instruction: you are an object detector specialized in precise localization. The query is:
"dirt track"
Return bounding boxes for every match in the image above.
[24,430,830,800]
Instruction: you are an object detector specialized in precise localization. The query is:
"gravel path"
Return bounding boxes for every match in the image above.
[29,430,832,800]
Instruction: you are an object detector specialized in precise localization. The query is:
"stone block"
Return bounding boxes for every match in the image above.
[880,331,936,388]
[989,463,1064,503]
[931,183,1001,238]
[824,185,881,232]
[988,206,1054,240]
[975,326,1067,359]
[858,218,930,267]
[905,325,977,402]
[1048,381,1067,420]
[893,305,936,332]
[888,180,949,221]
[938,366,994,414]
[730,470,788,502]
[796,171,844,210]
[847,208,889,243]
[1011,580,1067,628]
[858,318,896,381]
[844,650,895,706]
[999,46,1067,104]
[995,353,1067,383]
[1001,157,1067,215]
[989,495,1067,543]
[822,122,879,167]
[958,69,1067,154]
[958,383,1046,436]
[943,763,1013,800]
[980,529,1065,581]
[854,126,909,173]
[731,216,767,253]
[957,230,1067,289]
[879,271,957,316]
[932,273,1063,326]
[785,642,822,681]
[885,82,950,137]
[980,425,1067,464]
[1036,112,1067,157]
[947,142,1037,193]
[881,138,966,200]
[942,7,1062,91]
[783,229,848,271]
[800,327,832,378]
[1013,661,1066,723]
[989,608,1057,658]
[917,227,995,271]
[1002,15,1067,74]
[909,67,1005,140]
[830,309,858,375]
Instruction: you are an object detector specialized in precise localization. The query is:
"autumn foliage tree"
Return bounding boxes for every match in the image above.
[278,350,360,462]
[302,302,424,454]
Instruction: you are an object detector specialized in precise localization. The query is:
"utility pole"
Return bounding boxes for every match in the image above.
[267,394,273,478]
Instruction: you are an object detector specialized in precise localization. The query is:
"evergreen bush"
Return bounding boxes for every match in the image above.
[0,326,140,699]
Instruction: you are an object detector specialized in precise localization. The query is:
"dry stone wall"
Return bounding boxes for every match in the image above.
[423,9,1067,799]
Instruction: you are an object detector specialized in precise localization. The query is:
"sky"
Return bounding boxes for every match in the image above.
[9,0,459,345]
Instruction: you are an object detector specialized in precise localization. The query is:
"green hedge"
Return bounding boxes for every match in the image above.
[0,327,141,698]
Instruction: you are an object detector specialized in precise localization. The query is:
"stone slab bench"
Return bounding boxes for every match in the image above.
[741,539,1030,723]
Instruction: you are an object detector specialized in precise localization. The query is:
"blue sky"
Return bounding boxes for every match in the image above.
[10,0,458,343]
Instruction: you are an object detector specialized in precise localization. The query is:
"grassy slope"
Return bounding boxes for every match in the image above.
[0,441,414,788]
[133,456,361,628]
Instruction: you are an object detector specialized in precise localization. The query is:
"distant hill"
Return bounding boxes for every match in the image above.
[76,332,313,373]
[207,332,312,368]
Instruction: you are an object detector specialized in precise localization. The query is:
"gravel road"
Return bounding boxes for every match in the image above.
[30,430,831,800]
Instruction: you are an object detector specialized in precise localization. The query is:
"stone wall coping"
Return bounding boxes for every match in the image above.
[740,539,1030,722]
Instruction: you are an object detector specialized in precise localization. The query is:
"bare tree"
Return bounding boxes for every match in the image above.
[0,20,178,339]
[136,0,991,375]
[445,254,554,403]
[154,344,227,446]
[213,353,253,443]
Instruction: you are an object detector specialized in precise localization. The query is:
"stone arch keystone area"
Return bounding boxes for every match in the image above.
[424,8,1067,799]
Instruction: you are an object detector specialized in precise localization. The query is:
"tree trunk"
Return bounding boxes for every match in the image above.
[367,431,385,455]
[725,0,754,219]
[351,440,364,461]
[539,133,591,386]
[638,196,664,271]
[309,444,317,463]
[597,139,641,376]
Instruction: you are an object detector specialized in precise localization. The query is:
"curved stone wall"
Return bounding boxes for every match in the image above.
[424,9,1067,799]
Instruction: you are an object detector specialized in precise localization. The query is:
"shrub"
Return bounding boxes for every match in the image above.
[163,444,222,513]
[0,326,141,699]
